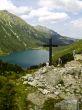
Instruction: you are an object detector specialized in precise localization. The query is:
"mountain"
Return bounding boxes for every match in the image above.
[0,10,75,54]
[0,10,40,53]
[35,25,75,45]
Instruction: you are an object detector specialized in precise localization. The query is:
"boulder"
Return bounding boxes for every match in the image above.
[27,91,47,107]
[54,98,78,110]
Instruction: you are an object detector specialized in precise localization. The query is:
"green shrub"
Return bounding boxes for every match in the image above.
[0,77,17,110]
[42,98,63,110]
[61,53,74,64]
[0,60,24,76]
[52,52,74,66]
[0,76,30,110]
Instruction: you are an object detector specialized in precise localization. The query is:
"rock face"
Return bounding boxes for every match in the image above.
[54,98,78,110]
[21,60,82,110]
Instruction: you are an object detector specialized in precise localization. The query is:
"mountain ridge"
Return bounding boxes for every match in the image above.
[34,25,75,45]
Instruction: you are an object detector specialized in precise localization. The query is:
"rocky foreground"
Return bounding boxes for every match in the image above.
[21,60,82,110]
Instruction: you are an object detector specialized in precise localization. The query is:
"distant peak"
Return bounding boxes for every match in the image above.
[0,10,8,13]
[3,10,8,12]
[35,25,58,35]
[35,25,48,29]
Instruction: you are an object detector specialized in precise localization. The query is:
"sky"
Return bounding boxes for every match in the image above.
[0,0,82,39]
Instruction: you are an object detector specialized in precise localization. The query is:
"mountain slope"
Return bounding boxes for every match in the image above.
[0,10,75,53]
[52,39,82,65]
[35,25,75,45]
[0,10,40,53]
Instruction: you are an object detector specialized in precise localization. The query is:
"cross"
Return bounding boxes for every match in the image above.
[43,38,58,66]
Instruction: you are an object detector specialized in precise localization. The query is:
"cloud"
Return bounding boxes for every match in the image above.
[0,0,32,14]
[10,6,32,15]
[29,8,69,22]
[39,0,82,12]
[20,14,30,21]
[71,18,82,28]
[39,13,69,22]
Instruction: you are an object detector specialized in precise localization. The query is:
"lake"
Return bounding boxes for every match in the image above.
[0,49,49,68]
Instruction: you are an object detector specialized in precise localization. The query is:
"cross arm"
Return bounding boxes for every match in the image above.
[42,44,58,47]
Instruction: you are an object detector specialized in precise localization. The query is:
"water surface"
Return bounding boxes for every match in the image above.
[0,49,49,68]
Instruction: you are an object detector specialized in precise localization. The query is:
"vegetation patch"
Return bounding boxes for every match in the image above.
[0,60,38,110]
[42,98,64,110]
[53,40,82,66]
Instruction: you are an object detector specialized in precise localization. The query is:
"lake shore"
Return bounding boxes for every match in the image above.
[0,52,10,56]
[0,47,47,56]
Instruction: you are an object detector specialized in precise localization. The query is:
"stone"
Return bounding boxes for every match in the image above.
[65,89,70,92]
[38,88,50,95]
[27,91,47,107]
[46,62,49,66]
[54,91,59,95]
[75,76,78,79]
[29,108,33,110]
[28,80,38,86]
[55,98,78,110]
[22,74,32,80]
[23,81,28,84]
[55,85,59,89]
[58,84,62,87]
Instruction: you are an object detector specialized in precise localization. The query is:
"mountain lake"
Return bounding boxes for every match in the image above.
[0,49,49,69]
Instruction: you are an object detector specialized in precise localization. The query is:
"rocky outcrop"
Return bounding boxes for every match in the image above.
[54,98,78,110]
[21,60,82,110]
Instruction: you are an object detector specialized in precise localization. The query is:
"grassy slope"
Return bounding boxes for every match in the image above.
[0,11,43,53]
[0,61,38,110]
[52,40,82,64]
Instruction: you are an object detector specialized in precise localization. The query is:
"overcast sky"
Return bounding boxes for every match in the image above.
[0,0,82,39]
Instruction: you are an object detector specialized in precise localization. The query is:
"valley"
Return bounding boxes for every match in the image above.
[0,10,75,54]
[0,10,82,110]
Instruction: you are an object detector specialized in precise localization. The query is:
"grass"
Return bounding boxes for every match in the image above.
[0,60,39,110]
[52,40,82,65]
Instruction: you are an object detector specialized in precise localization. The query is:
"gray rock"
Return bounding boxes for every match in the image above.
[55,98,78,110]
[21,60,82,110]
[27,91,47,107]
[38,88,50,95]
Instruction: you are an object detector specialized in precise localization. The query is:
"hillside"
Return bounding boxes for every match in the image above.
[0,10,75,54]
[0,56,82,110]
[52,39,82,65]
[0,10,40,53]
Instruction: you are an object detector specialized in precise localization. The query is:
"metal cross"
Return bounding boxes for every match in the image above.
[43,38,58,66]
